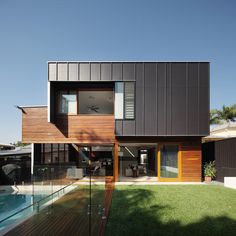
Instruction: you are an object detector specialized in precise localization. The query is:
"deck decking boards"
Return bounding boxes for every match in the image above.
[4,182,114,236]
[98,177,114,236]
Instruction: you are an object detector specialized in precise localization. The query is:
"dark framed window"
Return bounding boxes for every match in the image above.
[58,91,77,115]
[78,90,114,115]
[57,89,114,115]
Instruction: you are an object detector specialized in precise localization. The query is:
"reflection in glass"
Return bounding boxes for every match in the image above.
[79,91,114,114]
[59,92,77,114]
[160,145,178,178]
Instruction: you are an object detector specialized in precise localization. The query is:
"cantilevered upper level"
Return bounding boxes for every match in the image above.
[48,61,210,137]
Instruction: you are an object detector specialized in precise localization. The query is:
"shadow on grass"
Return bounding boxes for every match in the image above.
[105,188,236,236]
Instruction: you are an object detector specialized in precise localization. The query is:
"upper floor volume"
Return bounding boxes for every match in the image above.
[48,61,209,137]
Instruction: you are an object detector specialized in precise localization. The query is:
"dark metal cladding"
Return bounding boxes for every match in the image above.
[202,138,236,182]
[135,63,145,135]
[144,63,157,135]
[48,61,210,137]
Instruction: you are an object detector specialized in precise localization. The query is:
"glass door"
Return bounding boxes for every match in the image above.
[158,145,181,181]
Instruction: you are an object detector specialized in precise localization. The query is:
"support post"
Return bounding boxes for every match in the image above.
[114,141,119,182]
[31,143,34,196]
[31,143,34,176]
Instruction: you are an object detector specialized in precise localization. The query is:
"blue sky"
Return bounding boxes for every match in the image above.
[0,0,236,143]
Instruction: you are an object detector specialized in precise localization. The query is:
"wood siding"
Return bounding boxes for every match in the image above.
[22,107,115,144]
[181,145,202,182]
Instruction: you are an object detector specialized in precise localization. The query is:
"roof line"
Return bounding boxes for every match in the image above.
[0,143,15,147]
[18,105,47,108]
[47,60,210,63]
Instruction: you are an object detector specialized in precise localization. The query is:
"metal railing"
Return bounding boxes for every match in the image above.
[0,182,75,226]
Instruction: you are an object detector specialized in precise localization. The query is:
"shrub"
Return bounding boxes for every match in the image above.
[204,161,216,178]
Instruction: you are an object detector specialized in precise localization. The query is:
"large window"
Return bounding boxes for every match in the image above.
[58,91,77,114]
[58,89,114,115]
[79,90,114,115]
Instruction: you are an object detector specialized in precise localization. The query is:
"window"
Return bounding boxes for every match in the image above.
[59,91,77,114]
[114,82,135,120]
[79,90,114,115]
[160,145,179,178]
[115,82,124,119]
[124,82,135,119]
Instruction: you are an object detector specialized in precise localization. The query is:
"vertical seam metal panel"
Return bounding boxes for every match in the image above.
[165,63,167,135]
[89,62,91,81]
[56,62,58,81]
[111,62,113,81]
[197,63,200,134]
[99,63,101,81]
[134,63,136,135]
[67,62,69,81]
[208,63,210,134]
[143,63,146,135]
[170,63,172,135]
[121,63,123,135]
[186,63,188,135]
[156,63,158,135]
[78,62,80,81]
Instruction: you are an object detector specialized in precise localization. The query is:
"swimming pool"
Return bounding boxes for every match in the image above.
[0,192,47,233]
[0,184,77,234]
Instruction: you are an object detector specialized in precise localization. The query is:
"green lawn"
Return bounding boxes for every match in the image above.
[105,185,236,236]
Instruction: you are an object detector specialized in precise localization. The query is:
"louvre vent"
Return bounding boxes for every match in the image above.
[124,82,135,119]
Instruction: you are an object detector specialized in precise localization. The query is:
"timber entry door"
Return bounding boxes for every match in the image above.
[158,144,181,181]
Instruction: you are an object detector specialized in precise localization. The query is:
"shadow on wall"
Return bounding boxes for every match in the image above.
[55,115,114,143]
[105,188,236,236]
[75,129,114,143]
[55,115,69,138]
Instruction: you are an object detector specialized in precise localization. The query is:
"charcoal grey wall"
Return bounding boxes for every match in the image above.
[202,138,236,182]
[48,62,210,136]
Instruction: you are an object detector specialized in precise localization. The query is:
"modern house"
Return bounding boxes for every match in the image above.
[19,62,209,182]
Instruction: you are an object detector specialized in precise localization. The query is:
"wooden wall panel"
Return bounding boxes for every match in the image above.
[22,107,115,144]
[181,145,202,182]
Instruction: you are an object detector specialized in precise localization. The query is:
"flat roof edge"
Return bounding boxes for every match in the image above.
[47,61,210,63]
[18,105,47,108]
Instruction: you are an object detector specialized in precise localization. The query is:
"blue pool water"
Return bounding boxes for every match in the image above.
[0,193,47,232]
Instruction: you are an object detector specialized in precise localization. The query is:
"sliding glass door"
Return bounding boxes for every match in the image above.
[158,145,181,181]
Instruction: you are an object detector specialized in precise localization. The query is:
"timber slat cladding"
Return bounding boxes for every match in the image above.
[22,107,115,143]
[181,145,202,181]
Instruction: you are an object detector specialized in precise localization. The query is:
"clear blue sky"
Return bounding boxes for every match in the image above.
[0,0,236,143]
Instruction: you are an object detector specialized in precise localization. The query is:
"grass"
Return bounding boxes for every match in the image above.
[105,185,236,236]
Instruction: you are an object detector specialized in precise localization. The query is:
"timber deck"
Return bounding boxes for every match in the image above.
[5,178,114,236]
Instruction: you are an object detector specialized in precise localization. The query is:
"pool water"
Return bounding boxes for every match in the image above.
[0,193,47,232]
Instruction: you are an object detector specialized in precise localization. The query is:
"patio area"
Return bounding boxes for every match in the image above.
[4,182,113,236]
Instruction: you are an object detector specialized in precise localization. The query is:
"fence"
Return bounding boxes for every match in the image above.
[202,138,236,182]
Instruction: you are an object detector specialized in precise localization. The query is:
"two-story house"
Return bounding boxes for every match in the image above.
[20,61,209,182]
